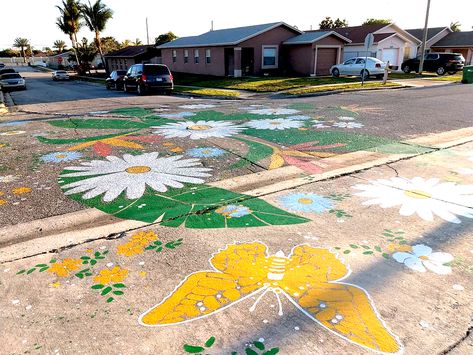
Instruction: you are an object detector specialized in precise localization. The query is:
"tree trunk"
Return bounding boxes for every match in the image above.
[70,34,80,68]
[95,32,108,75]
[21,47,26,63]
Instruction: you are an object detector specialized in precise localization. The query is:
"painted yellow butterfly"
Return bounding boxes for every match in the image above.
[139,242,401,353]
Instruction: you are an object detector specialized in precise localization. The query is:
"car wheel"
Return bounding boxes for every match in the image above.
[403,65,411,73]
[331,68,340,77]
[436,67,446,76]
[360,69,370,80]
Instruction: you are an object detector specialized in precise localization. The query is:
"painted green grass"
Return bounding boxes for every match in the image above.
[173,74,360,92]
[174,86,240,97]
[285,82,399,95]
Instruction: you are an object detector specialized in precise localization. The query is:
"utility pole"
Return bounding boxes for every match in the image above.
[418,0,431,74]
[146,18,150,45]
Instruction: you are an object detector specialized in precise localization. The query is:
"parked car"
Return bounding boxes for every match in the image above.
[0,73,26,91]
[0,68,16,75]
[401,53,465,75]
[331,57,387,79]
[0,63,5,69]
[52,70,70,80]
[106,70,127,90]
[123,64,173,95]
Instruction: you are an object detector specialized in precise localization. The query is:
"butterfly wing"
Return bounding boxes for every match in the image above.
[140,242,270,326]
[283,245,401,353]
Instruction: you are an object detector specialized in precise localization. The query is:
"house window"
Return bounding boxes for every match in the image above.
[262,46,278,68]
[194,49,199,64]
[206,49,211,64]
[172,50,177,63]
[184,50,189,63]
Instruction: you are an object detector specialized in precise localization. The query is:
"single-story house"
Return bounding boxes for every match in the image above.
[158,22,302,77]
[431,31,473,65]
[48,51,76,69]
[104,45,161,72]
[333,24,420,69]
[406,27,451,51]
[283,31,351,76]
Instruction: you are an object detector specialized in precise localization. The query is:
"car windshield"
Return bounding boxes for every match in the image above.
[0,69,15,74]
[144,65,169,75]
[116,70,126,75]
[1,74,21,79]
[453,55,464,61]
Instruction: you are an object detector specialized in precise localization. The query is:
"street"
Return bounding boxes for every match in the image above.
[1,67,473,355]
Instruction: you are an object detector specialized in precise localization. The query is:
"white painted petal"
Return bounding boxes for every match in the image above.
[415,204,434,221]
[412,244,432,257]
[126,182,147,199]
[422,260,452,275]
[399,203,418,216]
[428,252,454,264]
[404,256,427,272]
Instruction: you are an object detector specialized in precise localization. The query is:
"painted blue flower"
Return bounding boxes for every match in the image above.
[161,112,196,119]
[0,120,31,127]
[278,193,333,213]
[185,147,226,158]
[41,151,83,163]
[216,205,251,218]
[286,115,311,121]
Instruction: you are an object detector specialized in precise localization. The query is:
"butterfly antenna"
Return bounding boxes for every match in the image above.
[249,287,270,313]
[275,292,284,316]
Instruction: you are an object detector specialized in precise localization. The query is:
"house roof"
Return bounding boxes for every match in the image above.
[105,45,156,58]
[332,24,388,44]
[158,22,301,48]
[373,33,396,42]
[431,31,473,47]
[406,27,448,41]
[283,30,351,44]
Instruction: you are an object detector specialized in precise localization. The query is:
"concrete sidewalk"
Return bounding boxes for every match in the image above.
[1,132,472,354]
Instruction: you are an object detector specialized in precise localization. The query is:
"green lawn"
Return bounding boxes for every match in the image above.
[285,82,399,95]
[174,86,240,97]
[425,73,463,82]
[173,74,360,92]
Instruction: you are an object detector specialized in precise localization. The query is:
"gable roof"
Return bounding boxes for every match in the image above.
[332,24,388,44]
[431,31,473,47]
[283,30,351,44]
[105,45,157,58]
[406,27,449,41]
[158,22,301,48]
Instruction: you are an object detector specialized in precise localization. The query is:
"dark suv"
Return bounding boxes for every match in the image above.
[123,64,173,95]
[401,53,465,75]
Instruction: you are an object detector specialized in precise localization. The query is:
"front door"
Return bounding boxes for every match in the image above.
[241,48,254,76]
[224,48,234,76]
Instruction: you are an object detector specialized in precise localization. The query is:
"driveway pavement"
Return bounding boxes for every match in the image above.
[1,70,473,354]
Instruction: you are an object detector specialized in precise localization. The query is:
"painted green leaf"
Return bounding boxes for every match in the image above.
[101,286,113,296]
[75,273,84,279]
[16,269,26,275]
[230,138,273,169]
[183,345,205,353]
[263,348,280,355]
[254,341,265,350]
[106,297,114,303]
[245,348,258,355]
[349,244,359,249]
[112,290,124,296]
[60,180,309,228]
[343,250,351,254]
[113,283,126,288]
[375,246,382,252]
[109,107,154,117]
[204,337,215,348]
[37,132,132,145]
[48,118,150,130]
[363,251,374,255]
[27,268,36,274]
[91,284,104,289]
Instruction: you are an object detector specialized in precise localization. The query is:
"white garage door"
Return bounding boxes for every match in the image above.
[382,48,400,67]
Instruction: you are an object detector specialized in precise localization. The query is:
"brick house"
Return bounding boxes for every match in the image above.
[431,31,473,65]
[104,45,161,72]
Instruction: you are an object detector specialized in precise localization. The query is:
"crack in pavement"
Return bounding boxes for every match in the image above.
[441,323,473,354]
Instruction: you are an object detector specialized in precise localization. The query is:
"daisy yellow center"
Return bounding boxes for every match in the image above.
[125,166,151,174]
[202,150,211,155]
[298,198,313,205]
[404,190,431,199]
[188,125,211,131]
[419,256,429,260]
[270,121,281,125]
[56,154,67,158]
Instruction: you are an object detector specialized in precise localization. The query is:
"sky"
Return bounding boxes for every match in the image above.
[1,0,472,50]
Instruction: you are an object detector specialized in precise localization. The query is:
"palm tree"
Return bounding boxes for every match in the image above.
[53,40,67,53]
[13,38,30,63]
[132,38,142,46]
[121,39,132,48]
[81,0,113,73]
[56,0,82,65]
[450,21,461,32]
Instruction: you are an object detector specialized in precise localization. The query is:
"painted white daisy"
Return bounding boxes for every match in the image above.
[457,168,473,175]
[332,122,364,129]
[0,175,18,183]
[153,120,243,140]
[393,244,453,274]
[248,108,300,115]
[313,123,329,129]
[60,152,211,202]
[353,177,473,224]
[0,130,26,136]
[179,104,216,109]
[161,112,195,119]
[338,116,356,121]
[246,118,303,130]
[286,115,311,121]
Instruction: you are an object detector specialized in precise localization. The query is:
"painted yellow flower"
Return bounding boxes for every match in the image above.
[94,266,128,285]
[0,143,6,148]
[387,244,413,253]
[47,258,82,277]
[130,231,158,246]
[12,187,32,195]
[0,199,7,206]
[117,231,158,257]
[117,242,145,257]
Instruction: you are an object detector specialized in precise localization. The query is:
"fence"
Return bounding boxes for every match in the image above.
[0,57,49,65]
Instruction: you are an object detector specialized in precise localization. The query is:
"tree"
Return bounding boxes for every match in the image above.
[73,37,97,74]
[43,47,55,56]
[54,40,67,53]
[450,21,461,32]
[0,49,19,57]
[13,38,30,63]
[319,17,348,30]
[121,39,132,48]
[155,32,178,46]
[81,0,113,73]
[362,19,391,25]
[132,38,143,46]
[56,0,82,65]
[100,36,120,54]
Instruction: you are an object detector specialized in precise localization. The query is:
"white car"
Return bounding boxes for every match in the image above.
[52,70,70,81]
[0,73,26,91]
[330,57,387,79]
